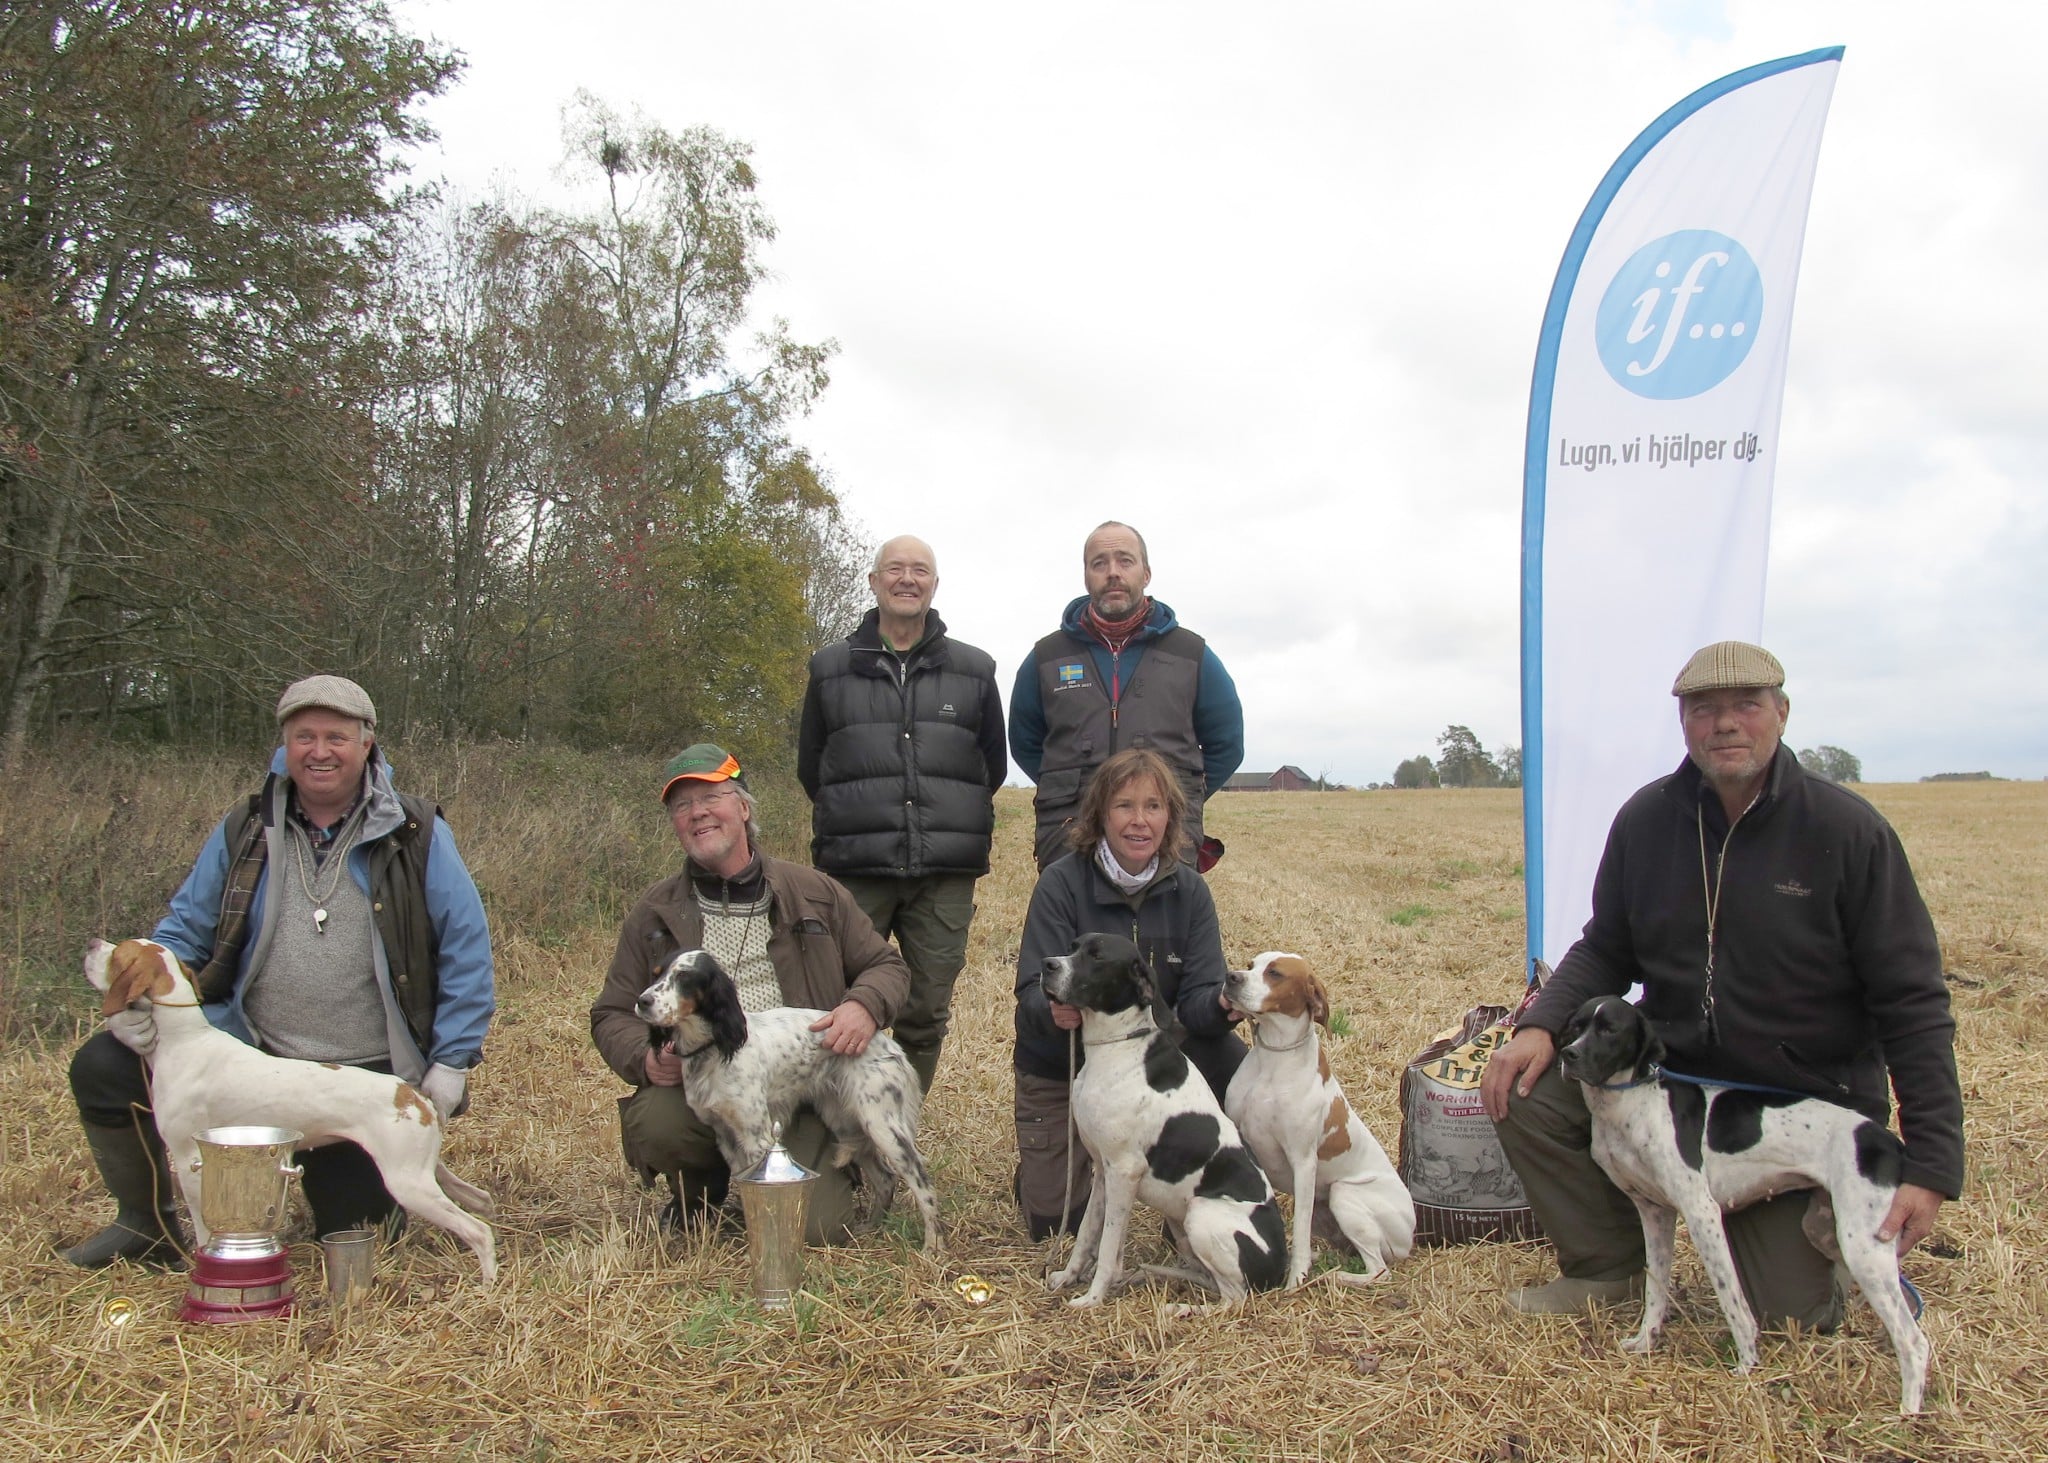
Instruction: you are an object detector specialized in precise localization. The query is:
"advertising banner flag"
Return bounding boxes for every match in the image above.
[1521,48,1844,975]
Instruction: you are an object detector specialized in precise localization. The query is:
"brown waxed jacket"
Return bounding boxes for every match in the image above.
[589,854,911,1085]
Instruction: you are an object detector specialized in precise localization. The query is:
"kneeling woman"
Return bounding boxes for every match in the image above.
[1012,747,1245,1239]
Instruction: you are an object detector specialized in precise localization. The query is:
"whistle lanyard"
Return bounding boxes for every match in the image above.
[1694,792,1759,1043]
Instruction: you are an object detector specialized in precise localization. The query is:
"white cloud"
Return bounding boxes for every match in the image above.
[394,0,2048,785]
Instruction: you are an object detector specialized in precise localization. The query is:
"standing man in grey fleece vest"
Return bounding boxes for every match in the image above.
[1008,521,1245,872]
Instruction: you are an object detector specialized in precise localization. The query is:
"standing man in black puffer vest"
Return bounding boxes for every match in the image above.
[798,534,1007,1094]
[1009,521,1245,873]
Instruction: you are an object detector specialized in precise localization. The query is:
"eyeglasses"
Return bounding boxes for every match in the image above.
[669,785,740,814]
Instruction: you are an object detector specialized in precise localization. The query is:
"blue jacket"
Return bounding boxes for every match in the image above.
[1008,595,1244,790]
[153,747,495,1079]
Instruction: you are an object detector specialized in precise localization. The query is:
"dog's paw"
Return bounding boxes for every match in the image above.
[1045,1267,1078,1292]
[1165,1299,1241,1320]
[1066,1292,1104,1309]
[1620,1331,1658,1356]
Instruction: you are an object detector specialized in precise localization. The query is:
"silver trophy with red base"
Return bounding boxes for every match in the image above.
[180,1126,303,1324]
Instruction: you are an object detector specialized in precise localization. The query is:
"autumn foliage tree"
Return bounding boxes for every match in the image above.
[369,97,854,757]
[4,14,865,761]
[0,0,460,763]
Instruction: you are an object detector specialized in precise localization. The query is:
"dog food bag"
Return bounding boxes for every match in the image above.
[1398,1000,1541,1246]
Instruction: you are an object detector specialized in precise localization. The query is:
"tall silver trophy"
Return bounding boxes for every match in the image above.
[180,1125,303,1323]
[734,1123,816,1310]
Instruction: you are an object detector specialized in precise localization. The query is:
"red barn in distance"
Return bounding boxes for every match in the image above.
[1220,766,1319,792]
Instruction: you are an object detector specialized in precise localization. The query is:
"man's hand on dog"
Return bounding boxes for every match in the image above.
[1881,1183,1943,1256]
[1480,1026,1555,1121]
[810,1001,877,1055]
[1048,999,1082,1032]
[107,1007,158,1061]
[645,1042,684,1086]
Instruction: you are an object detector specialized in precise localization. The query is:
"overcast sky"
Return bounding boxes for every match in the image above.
[390,0,2046,787]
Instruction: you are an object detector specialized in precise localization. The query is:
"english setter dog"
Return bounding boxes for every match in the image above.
[634,949,942,1257]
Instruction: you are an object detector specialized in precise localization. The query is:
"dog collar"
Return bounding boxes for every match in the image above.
[1599,1065,1813,1103]
[1250,1019,1314,1052]
[1082,1028,1152,1048]
[1596,1065,1664,1090]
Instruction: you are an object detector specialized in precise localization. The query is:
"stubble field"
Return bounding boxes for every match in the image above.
[0,746,2042,1461]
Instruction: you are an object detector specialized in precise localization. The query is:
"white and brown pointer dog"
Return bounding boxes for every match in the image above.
[1040,932,1286,1313]
[86,938,497,1281]
[633,949,942,1257]
[1223,952,1415,1286]
[1557,994,1930,1415]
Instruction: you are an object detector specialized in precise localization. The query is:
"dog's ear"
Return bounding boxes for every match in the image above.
[102,941,168,1016]
[692,954,750,1060]
[1634,1011,1667,1076]
[1307,974,1331,1027]
[1137,967,1174,1028]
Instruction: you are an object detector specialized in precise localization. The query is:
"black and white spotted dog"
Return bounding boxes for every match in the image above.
[1041,932,1286,1313]
[634,949,942,1257]
[1557,994,1929,1415]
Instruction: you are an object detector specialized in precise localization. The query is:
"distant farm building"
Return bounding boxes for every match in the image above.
[1221,766,1318,792]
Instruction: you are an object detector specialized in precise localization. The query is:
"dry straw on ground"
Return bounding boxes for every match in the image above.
[2,761,2043,1461]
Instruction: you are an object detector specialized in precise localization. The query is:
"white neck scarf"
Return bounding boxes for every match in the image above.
[1095,837,1158,895]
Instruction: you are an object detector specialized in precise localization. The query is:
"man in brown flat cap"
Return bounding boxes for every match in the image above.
[1482,642,1962,1328]
[62,674,495,1266]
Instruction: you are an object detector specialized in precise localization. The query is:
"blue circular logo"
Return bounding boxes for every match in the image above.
[1593,230,1762,400]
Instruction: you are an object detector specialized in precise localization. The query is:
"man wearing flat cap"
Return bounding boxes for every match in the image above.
[62,675,495,1266]
[1482,643,1963,1328]
[590,743,912,1239]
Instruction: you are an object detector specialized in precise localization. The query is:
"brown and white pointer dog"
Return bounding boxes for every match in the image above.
[1223,952,1415,1286]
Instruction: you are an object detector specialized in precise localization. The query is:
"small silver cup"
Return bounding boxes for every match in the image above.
[735,1123,816,1310]
[320,1228,377,1307]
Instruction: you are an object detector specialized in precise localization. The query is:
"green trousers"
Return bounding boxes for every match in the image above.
[618,1084,859,1245]
[836,872,977,1093]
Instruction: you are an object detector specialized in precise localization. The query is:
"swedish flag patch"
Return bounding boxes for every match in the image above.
[1056,662,1087,687]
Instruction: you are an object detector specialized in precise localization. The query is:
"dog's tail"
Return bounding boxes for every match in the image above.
[436,1163,498,1219]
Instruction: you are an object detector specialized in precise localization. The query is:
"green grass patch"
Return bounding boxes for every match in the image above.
[1387,904,1434,927]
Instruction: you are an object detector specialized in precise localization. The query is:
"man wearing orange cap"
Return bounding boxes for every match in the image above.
[1482,642,1962,1328]
[589,743,912,1238]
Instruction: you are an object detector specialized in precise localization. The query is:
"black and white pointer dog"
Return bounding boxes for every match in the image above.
[1041,933,1286,1313]
[634,949,942,1257]
[1557,994,1930,1415]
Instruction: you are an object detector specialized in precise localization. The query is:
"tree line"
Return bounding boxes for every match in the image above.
[1385,729,1861,788]
[1,2,867,768]
[1384,726,1521,789]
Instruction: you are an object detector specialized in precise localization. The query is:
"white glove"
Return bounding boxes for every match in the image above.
[107,1008,157,1061]
[419,1062,469,1119]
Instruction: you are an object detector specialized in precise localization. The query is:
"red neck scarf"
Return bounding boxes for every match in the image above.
[1083,599,1151,650]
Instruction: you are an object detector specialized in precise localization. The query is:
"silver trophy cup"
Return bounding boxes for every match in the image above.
[181,1125,303,1322]
[734,1123,816,1309]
